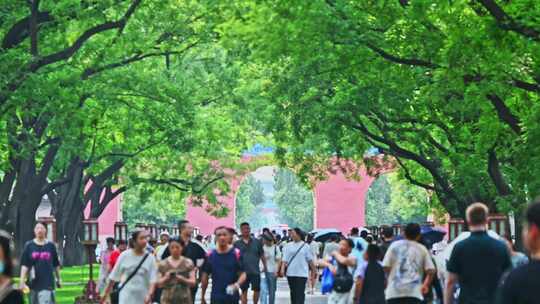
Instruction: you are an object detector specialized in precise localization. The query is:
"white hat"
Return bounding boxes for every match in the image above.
[160,231,170,236]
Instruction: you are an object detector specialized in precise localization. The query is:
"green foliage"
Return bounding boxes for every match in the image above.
[235,175,265,225]
[273,168,314,231]
[219,0,540,216]
[365,175,397,226]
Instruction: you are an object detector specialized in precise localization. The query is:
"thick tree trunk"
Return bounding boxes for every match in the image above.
[53,158,86,266]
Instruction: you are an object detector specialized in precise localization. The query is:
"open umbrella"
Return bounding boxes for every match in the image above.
[313,228,342,242]
[420,226,446,249]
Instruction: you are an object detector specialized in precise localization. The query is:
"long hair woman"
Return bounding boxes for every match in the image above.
[353,244,386,304]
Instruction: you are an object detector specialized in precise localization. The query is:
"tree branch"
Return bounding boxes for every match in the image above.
[363,42,440,68]
[513,78,540,93]
[0,0,142,110]
[477,0,540,41]
[393,156,435,191]
[486,94,522,134]
[29,0,40,56]
[1,11,53,51]
[40,177,72,196]
[487,148,512,196]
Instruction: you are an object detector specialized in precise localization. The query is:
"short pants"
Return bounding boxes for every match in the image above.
[240,273,261,292]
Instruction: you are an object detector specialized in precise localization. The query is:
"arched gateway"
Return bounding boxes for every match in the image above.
[187,156,391,235]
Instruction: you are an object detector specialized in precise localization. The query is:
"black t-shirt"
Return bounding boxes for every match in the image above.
[20,240,60,291]
[161,240,207,267]
[497,260,540,304]
[447,231,511,304]
[0,288,24,304]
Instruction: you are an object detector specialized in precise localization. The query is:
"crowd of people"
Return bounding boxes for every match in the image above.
[2,199,540,304]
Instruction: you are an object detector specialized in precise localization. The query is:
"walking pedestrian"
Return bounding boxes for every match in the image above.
[161,220,207,303]
[497,200,540,304]
[102,230,157,304]
[383,223,435,304]
[155,232,170,261]
[234,222,267,304]
[260,233,281,304]
[353,244,385,304]
[200,226,246,304]
[504,236,528,269]
[444,202,511,304]
[279,227,317,304]
[108,240,128,273]
[20,222,61,304]
[98,237,115,293]
[319,238,357,304]
[349,227,368,266]
[157,236,196,304]
[0,230,23,304]
[378,226,394,260]
[306,234,321,294]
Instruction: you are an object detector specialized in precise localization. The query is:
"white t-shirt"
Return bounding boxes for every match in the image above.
[263,245,282,273]
[283,241,314,278]
[109,250,158,304]
[382,240,435,301]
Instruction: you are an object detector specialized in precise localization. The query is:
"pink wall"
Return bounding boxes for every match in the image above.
[187,162,378,236]
[314,170,374,233]
[84,188,123,243]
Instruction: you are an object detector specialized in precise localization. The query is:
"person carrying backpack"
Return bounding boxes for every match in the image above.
[200,226,246,304]
[319,238,357,304]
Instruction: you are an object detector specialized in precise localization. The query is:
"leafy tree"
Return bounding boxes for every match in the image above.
[365,175,397,226]
[273,168,314,231]
[219,0,540,221]
[0,1,250,263]
[235,175,265,225]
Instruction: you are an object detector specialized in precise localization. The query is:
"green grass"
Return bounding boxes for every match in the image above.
[18,264,101,304]
[58,265,101,304]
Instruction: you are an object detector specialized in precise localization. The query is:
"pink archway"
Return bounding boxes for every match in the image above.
[187,159,391,235]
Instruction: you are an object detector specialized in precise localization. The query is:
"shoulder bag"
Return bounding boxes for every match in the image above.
[283,243,306,277]
[110,253,149,304]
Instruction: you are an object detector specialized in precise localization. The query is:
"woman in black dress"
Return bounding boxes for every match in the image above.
[0,230,23,304]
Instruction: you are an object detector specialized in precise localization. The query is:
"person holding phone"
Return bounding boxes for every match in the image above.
[157,236,196,304]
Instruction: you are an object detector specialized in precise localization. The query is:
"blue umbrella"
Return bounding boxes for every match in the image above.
[420,226,446,248]
[313,228,342,242]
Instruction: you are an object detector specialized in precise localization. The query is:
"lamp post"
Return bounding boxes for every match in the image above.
[76,219,100,303]
[37,216,57,243]
[114,222,128,243]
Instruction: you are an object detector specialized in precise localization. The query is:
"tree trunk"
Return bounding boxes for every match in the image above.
[53,158,86,266]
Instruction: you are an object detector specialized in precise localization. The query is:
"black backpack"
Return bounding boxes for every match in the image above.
[333,261,354,293]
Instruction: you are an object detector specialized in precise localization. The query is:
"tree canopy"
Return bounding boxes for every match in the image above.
[220,0,540,219]
[1,0,539,263]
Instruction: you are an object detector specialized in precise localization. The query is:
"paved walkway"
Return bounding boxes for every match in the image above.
[195,278,328,304]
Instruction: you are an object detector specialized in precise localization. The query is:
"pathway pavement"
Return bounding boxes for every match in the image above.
[195,277,328,304]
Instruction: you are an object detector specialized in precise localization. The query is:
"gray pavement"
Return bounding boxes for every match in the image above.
[195,277,328,304]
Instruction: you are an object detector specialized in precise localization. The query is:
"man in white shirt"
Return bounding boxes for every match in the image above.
[383,223,435,304]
